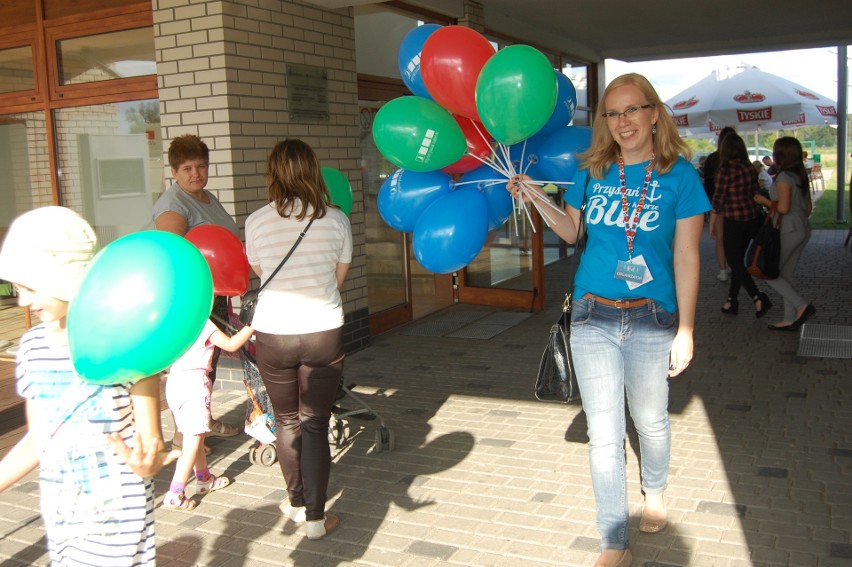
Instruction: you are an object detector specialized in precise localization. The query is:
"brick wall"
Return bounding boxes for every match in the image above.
[152,0,369,388]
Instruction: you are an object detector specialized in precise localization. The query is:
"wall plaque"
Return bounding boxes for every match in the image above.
[288,64,329,122]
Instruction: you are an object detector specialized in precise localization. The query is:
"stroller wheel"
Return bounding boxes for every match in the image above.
[259,444,278,466]
[375,426,394,452]
[248,446,259,465]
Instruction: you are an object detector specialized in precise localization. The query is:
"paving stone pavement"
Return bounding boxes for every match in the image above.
[0,229,850,566]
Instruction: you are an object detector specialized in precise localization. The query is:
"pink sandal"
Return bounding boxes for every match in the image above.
[162,491,198,511]
[196,474,230,495]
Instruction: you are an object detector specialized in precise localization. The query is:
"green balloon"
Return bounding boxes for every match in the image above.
[475,45,558,146]
[321,166,353,217]
[372,96,466,172]
[68,231,213,385]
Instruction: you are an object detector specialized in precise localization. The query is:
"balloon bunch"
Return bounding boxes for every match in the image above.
[374,25,592,274]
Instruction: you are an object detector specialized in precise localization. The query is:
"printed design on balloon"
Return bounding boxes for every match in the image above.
[374,25,590,274]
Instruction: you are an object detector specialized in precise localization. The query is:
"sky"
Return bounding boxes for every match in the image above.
[605,46,849,104]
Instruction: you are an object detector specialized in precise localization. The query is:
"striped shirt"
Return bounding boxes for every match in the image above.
[245,203,352,335]
[16,324,155,566]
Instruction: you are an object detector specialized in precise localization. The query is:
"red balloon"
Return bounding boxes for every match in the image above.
[421,26,496,120]
[185,225,250,296]
[442,116,493,174]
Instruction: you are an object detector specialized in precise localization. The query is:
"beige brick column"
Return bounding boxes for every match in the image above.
[152,0,369,357]
[458,0,485,33]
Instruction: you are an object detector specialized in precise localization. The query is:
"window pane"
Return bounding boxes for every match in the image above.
[563,64,589,108]
[54,99,163,246]
[0,111,52,226]
[0,46,35,94]
[57,27,155,86]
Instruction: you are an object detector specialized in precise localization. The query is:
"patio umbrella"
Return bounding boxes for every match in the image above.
[665,66,838,137]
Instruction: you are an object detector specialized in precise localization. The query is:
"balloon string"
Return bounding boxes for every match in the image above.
[513,181,566,233]
[465,150,512,178]
[523,179,575,186]
[523,181,566,216]
[453,179,506,187]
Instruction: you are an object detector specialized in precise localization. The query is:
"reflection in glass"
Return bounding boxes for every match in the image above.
[0,111,51,230]
[57,27,155,85]
[563,64,589,108]
[465,191,568,289]
[360,104,408,313]
[54,99,163,246]
[0,45,35,94]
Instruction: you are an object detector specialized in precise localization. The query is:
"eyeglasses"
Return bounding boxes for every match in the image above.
[601,104,654,120]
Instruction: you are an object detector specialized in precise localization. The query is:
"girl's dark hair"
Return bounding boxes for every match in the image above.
[266,139,331,221]
[772,137,809,196]
[719,133,749,164]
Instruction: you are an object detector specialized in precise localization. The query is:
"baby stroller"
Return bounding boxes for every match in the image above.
[330,381,394,452]
[239,343,280,466]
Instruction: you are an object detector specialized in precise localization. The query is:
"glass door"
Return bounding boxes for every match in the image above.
[359,102,454,335]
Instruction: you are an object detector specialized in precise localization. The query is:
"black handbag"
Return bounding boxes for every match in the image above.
[534,176,587,403]
[534,296,580,403]
[746,210,782,280]
[239,219,313,325]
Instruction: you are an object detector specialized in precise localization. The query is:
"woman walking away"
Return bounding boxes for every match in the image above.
[245,139,352,540]
[754,137,815,331]
[509,73,710,567]
[709,133,771,318]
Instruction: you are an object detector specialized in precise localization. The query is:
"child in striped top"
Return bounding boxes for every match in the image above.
[0,207,177,566]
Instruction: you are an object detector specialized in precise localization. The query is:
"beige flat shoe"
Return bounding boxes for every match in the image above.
[594,549,632,567]
[639,509,668,533]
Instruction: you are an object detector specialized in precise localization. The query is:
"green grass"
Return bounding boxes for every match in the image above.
[811,189,850,229]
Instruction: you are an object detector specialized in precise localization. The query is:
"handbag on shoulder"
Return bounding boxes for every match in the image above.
[239,219,313,325]
[746,208,782,280]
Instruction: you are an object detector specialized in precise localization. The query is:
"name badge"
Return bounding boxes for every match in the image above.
[615,260,646,283]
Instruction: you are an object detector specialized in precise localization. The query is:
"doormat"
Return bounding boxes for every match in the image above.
[797,324,852,359]
[402,310,532,340]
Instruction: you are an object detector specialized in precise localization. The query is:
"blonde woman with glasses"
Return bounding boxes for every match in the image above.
[510,73,710,566]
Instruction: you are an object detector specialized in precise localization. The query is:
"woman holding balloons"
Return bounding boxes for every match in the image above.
[153,134,242,446]
[245,139,352,540]
[511,74,710,567]
[0,206,179,566]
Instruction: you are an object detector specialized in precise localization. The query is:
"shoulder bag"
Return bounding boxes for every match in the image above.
[534,177,587,403]
[746,207,782,280]
[239,218,314,324]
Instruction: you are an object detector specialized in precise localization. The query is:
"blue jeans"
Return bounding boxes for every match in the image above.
[570,297,677,550]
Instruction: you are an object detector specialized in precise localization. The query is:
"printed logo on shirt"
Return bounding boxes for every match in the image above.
[585,181,664,232]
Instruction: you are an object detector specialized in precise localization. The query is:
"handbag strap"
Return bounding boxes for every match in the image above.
[564,174,590,314]
[257,218,314,293]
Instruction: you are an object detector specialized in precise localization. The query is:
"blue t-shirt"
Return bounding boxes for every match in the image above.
[566,156,711,313]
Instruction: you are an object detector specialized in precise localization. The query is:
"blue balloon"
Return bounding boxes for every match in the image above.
[378,169,453,232]
[536,72,578,138]
[397,24,441,99]
[413,188,489,274]
[459,164,512,230]
[537,126,593,183]
[508,133,546,180]
[483,182,514,230]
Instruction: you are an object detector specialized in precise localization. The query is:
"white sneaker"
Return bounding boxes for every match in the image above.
[716,270,729,282]
[305,514,339,540]
[279,501,306,523]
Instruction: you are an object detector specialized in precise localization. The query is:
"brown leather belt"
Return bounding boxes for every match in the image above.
[583,294,650,309]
